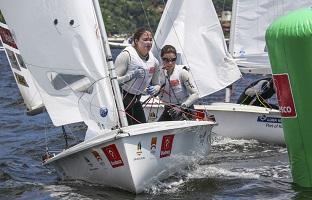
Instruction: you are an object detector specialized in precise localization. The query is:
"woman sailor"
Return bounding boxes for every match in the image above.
[115,27,160,125]
[157,45,199,121]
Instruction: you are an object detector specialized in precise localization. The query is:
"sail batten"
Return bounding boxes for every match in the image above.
[0,0,120,129]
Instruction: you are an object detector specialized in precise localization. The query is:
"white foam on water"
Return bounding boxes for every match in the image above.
[212,135,259,146]
[44,185,93,200]
[146,163,261,195]
[190,165,260,179]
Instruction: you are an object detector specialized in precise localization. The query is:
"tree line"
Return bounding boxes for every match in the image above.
[100,0,232,35]
[0,0,232,34]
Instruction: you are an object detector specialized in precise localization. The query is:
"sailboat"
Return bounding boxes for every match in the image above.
[146,0,311,145]
[0,22,44,115]
[210,0,311,143]
[0,0,216,193]
[229,0,312,74]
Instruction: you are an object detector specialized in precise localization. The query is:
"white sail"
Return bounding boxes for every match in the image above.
[152,0,241,97]
[229,0,312,73]
[0,0,120,129]
[0,22,44,115]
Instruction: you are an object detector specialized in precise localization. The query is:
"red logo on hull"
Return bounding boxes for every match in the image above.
[102,144,124,168]
[160,135,175,158]
[273,74,296,118]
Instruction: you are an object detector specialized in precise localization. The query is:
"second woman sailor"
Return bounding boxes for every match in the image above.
[157,45,199,121]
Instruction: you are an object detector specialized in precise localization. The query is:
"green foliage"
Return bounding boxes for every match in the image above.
[100,0,233,35]
[0,1,232,32]
[100,0,164,35]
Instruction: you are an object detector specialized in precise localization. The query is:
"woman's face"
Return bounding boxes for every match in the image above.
[162,52,176,71]
[135,31,153,56]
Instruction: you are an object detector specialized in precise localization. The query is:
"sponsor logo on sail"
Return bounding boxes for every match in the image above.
[150,137,157,154]
[14,72,29,87]
[102,144,124,168]
[7,49,20,71]
[100,107,108,117]
[273,74,296,118]
[0,26,18,49]
[160,135,175,158]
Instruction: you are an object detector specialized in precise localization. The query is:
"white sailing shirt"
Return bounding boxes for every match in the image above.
[121,46,159,95]
[160,65,189,105]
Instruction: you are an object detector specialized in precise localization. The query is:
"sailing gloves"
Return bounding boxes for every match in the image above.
[130,68,145,80]
[146,85,161,96]
[168,104,188,119]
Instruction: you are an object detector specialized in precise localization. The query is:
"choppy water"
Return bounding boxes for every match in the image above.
[0,50,311,199]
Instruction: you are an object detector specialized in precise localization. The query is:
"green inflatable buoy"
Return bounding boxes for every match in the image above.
[266,7,312,187]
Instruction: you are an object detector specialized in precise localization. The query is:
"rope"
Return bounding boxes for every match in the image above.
[139,0,153,34]
[255,92,272,109]
[123,109,142,124]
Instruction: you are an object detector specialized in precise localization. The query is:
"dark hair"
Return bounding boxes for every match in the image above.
[133,27,152,45]
[161,45,177,57]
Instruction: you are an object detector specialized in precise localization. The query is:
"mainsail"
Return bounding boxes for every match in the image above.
[152,0,241,97]
[230,0,312,73]
[0,0,120,129]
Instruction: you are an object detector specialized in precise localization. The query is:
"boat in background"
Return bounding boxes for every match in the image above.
[0,22,44,115]
[108,41,130,49]
[146,0,300,145]
[108,35,132,49]
[0,0,215,193]
[195,103,282,144]
[229,0,311,74]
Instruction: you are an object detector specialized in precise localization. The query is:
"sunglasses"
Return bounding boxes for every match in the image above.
[162,57,177,62]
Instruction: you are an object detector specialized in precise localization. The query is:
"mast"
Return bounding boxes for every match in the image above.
[228,0,238,56]
[92,0,128,127]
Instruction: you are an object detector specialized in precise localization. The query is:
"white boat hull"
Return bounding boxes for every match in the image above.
[44,121,214,193]
[142,99,284,144]
[195,103,284,144]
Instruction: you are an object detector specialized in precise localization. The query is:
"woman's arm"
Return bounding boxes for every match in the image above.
[115,51,132,84]
[180,69,199,107]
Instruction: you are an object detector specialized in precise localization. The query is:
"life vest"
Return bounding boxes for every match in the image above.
[121,46,158,95]
[160,65,188,105]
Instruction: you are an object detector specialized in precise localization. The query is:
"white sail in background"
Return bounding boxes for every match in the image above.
[230,0,311,73]
[0,22,44,115]
[152,0,241,97]
[0,0,120,129]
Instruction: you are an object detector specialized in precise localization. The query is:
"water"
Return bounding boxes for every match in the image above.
[0,50,311,199]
